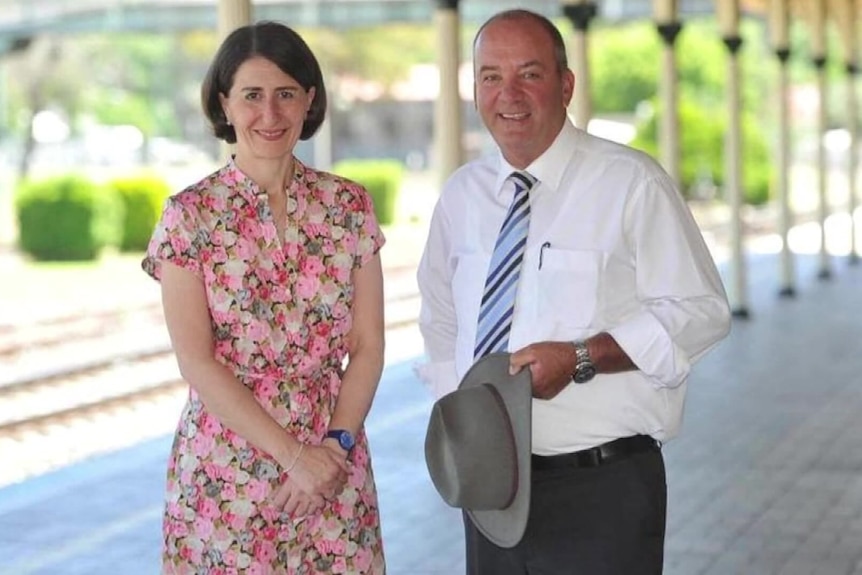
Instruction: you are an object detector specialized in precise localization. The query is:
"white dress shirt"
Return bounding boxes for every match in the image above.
[417,119,731,454]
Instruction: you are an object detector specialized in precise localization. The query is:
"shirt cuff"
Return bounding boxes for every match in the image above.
[607,312,691,389]
[413,359,459,399]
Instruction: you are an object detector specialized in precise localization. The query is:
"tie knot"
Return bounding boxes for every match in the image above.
[508,171,537,193]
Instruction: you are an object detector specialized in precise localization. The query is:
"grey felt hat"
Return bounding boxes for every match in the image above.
[424,352,532,548]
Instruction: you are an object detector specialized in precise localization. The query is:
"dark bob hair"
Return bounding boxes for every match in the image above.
[201,21,328,143]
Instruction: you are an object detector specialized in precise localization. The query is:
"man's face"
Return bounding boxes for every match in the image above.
[473,17,575,169]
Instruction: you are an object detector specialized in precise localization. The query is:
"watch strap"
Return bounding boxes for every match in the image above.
[571,340,597,384]
[326,429,355,452]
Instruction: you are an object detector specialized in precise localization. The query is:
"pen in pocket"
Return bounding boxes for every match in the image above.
[539,241,551,270]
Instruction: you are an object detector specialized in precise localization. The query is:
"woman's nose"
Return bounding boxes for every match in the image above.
[263,97,282,121]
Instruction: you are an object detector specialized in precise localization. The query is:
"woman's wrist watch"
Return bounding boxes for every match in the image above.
[571,340,597,383]
[325,429,356,452]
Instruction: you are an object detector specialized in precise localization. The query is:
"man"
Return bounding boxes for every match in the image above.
[417,8,731,574]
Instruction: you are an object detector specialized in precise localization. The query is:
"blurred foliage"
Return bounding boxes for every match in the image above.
[303,24,436,91]
[331,159,404,226]
[109,172,172,252]
[77,33,208,138]
[631,96,771,205]
[591,20,771,115]
[590,23,662,113]
[0,14,854,206]
[605,18,774,205]
[15,174,123,261]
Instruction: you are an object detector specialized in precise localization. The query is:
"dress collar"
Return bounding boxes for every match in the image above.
[224,155,308,204]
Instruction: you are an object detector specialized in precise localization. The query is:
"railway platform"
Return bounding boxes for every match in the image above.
[2,216,862,574]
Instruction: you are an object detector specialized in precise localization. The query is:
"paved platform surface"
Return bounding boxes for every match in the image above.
[2,243,862,574]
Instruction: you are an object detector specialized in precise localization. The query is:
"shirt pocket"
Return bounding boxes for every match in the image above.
[537,248,602,328]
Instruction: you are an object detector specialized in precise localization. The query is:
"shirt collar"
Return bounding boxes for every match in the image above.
[494,117,579,197]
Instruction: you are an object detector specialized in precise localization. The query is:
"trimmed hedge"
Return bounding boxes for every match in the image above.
[15,174,123,261]
[110,173,171,252]
[332,159,404,226]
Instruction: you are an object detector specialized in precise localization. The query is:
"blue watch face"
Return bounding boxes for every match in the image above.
[328,430,355,451]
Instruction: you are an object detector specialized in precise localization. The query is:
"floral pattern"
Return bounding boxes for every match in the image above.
[143,158,386,574]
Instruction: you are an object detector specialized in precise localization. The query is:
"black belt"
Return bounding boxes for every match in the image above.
[531,435,661,471]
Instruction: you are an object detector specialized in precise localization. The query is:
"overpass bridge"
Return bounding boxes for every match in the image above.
[0,0,718,52]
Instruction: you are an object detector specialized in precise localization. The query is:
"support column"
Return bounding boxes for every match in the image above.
[217,0,252,162]
[434,0,463,188]
[849,63,861,264]
[809,1,832,279]
[562,1,597,130]
[836,0,860,264]
[770,0,795,296]
[814,55,831,278]
[315,108,333,170]
[218,0,252,41]
[654,0,682,185]
[718,0,748,318]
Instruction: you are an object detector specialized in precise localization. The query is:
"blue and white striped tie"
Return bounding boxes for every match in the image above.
[474,171,537,359]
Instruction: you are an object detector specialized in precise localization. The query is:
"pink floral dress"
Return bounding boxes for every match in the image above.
[143,158,386,574]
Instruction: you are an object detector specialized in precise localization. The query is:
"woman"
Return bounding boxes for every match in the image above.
[143,21,386,574]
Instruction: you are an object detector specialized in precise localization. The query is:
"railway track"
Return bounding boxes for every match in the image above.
[0,303,166,359]
[0,266,422,486]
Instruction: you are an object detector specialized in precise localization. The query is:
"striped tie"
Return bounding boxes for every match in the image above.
[474,171,537,359]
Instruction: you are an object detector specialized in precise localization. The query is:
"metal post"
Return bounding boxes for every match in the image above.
[814,55,831,279]
[850,63,861,264]
[656,21,682,186]
[776,48,795,295]
[724,35,749,318]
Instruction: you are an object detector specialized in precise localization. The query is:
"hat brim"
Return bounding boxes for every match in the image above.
[460,352,532,548]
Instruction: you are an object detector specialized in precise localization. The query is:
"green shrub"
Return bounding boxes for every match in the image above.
[331,160,404,226]
[631,97,772,205]
[14,174,123,261]
[110,173,171,252]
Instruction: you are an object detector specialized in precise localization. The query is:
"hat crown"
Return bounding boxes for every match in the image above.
[424,352,533,548]
[425,384,518,509]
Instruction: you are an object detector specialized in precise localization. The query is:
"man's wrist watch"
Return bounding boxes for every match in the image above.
[571,340,597,384]
[325,429,356,452]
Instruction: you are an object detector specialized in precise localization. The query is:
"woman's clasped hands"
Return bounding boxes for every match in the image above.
[269,442,349,518]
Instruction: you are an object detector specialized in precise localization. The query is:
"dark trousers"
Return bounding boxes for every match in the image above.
[464,448,667,575]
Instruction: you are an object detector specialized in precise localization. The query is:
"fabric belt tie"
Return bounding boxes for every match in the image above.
[531,435,661,471]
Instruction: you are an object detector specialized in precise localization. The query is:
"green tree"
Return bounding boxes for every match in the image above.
[304,24,436,94]
[79,33,193,138]
[590,22,661,114]
[624,18,774,205]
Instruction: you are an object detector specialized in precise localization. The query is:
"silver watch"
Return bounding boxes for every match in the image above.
[571,340,597,384]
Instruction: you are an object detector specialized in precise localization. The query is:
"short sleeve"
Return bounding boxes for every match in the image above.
[141,195,203,282]
[353,186,386,269]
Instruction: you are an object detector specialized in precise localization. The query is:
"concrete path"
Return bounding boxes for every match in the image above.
[1,252,861,575]
[2,189,862,575]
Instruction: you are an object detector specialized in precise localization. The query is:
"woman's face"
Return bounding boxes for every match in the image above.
[219,56,315,163]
